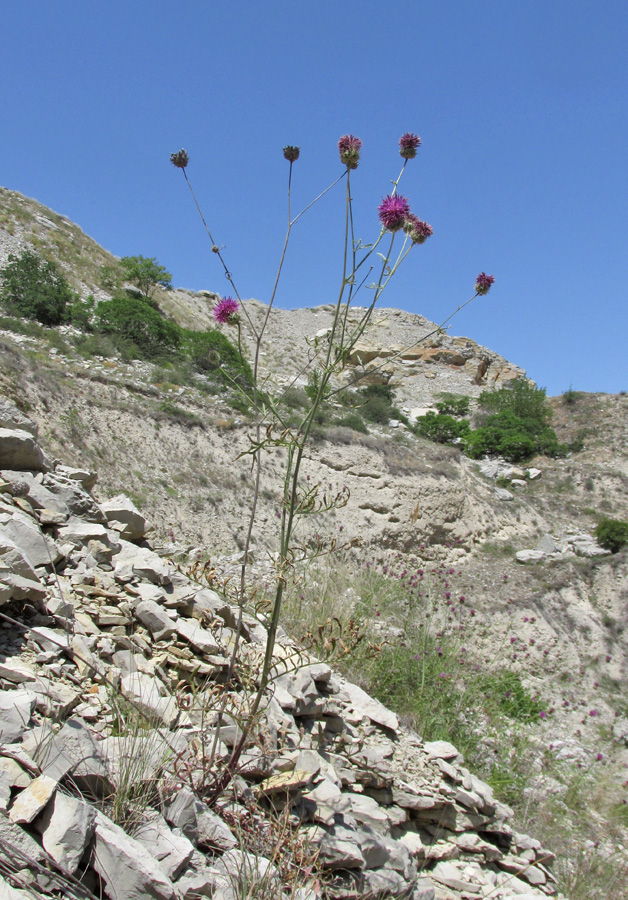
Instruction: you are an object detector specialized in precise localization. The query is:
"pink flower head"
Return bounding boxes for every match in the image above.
[403,213,433,244]
[475,272,495,295]
[213,296,240,325]
[399,132,422,159]
[338,134,362,169]
[378,194,410,231]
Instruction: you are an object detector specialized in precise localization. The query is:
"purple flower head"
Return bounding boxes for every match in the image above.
[399,132,422,159]
[338,134,362,169]
[403,213,434,244]
[283,145,300,163]
[475,272,495,295]
[378,194,410,232]
[213,296,240,325]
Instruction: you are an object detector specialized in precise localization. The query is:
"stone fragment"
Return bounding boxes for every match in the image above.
[257,769,315,795]
[0,872,36,899]
[133,810,195,880]
[515,549,546,564]
[55,464,97,490]
[176,618,220,654]
[0,429,47,472]
[36,718,111,795]
[494,487,514,501]
[135,600,177,640]
[0,403,38,438]
[93,811,176,899]
[0,757,31,796]
[0,691,35,743]
[56,520,113,546]
[0,515,60,567]
[35,788,96,874]
[42,473,104,521]
[120,673,179,727]
[9,773,57,824]
[101,494,148,541]
[343,681,399,732]
[423,740,461,761]
[0,660,36,684]
[0,811,47,864]
[307,824,366,870]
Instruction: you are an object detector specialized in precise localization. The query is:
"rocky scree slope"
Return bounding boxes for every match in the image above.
[0,402,564,900]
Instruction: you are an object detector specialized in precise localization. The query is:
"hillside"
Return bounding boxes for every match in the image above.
[0,187,627,898]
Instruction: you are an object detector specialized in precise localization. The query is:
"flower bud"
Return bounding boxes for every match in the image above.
[170,149,189,169]
[338,134,363,169]
[283,145,300,162]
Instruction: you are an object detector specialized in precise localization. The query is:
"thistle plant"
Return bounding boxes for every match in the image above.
[170,133,494,799]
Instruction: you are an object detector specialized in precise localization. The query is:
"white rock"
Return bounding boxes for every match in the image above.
[9,773,57,824]
[35,790,95,875]
[0,515,61,567]
[0,428,47,472]
[0,690,36,743]
[135,600,177,640]
[101,494,148,541]
[93,811,176,899]
[515,550,546,564]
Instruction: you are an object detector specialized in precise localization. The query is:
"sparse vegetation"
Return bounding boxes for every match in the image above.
[0,249,76,325]
[594,516,628,553]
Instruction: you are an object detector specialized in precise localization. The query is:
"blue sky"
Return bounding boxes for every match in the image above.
[3,1,627,395]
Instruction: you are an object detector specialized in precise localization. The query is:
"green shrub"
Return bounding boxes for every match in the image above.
[415,412,470,444]
[94,296,181,359]
[357,384,396,424]
[181,328,253,387]
[435,393,470,417]
[562,386,584,405]
[332,412,369,433]
[464,381,565,462]
[119,255,172,300]
[594,517,628,553]
[0,250,76,326]
[479,377,551,424]
[68,294,96,331]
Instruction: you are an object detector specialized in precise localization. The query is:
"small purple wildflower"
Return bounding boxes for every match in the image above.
[338,134,362,169]
[589,709,598,717]
[403,214,433,244]
[213,296,240,325]
[399,132,422,159]
[378,194,410,232]
[596,753,604,761]
[475,272,495,295]
[539,711,547,719]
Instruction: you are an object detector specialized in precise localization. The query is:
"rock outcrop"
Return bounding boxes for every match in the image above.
[0,405,564,898]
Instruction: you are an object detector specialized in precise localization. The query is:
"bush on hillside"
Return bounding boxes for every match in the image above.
[181,328,253,387]
[464,379,564,462]
[478,378,551,422]
[357,384,397,424]
[0,250,76,326]
[119,255,172,300]
[595,517,628,553]
[434,393,470,417]
[415,412,470,444]
[94,295,181,359]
